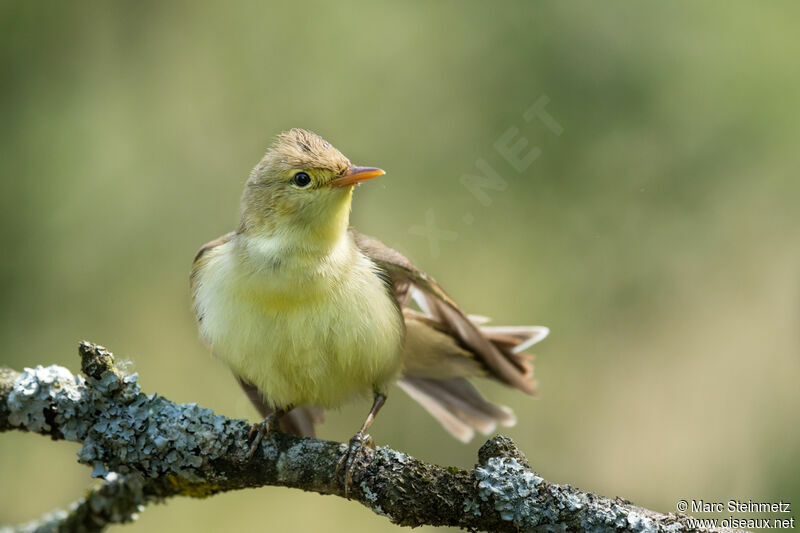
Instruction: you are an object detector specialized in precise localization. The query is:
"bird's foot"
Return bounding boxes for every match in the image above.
[335,431,375,498]
[243,412,282,461]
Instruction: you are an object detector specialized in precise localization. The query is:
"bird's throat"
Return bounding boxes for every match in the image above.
[238,190,354,269]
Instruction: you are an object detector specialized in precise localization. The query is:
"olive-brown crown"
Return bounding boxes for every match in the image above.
[251,128,350,181]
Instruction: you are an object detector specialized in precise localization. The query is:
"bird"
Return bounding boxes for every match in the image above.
[190,128,548,492]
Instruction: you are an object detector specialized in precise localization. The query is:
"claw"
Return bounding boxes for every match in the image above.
[243,412,282,461]
[336,431,375,498]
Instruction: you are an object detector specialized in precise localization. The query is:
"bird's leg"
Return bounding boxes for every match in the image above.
[336,392,386,498]
[244,406,290,461]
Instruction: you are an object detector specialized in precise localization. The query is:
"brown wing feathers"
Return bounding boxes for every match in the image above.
[351,228,539,395]
[352,229,548,441]
[190,231,235,306]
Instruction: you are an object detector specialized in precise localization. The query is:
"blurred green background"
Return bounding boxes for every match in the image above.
[2,1,799,530]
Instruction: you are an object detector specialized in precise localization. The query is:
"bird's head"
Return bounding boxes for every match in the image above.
[239,128,385,245]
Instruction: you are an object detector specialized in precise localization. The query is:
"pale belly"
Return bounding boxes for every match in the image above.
[194,243,405,408]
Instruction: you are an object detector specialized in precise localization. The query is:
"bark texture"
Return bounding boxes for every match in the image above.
[0,342,727,532]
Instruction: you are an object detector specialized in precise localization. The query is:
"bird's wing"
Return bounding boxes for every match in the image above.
[189,231,236,307]
[350,228,541,396]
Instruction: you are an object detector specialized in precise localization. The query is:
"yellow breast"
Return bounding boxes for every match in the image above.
[192,233,405,408]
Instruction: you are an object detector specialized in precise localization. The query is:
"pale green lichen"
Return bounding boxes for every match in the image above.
[476,455,682,533]
[361,482,378,503]
[274,439,332,484]
[627,512,658,533]
[7,365,86,434]
[373,446,410,469]
[531,524,568,533]
[549,484,583,511]
[579,504,629,533]
[6,364,250,485]
[463,496,482,516]
[359,480,389,517]
[84,472,146,522]
[475,456,544,528]
[4,363,255,528]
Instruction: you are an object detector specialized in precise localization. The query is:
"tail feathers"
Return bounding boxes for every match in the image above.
[481,325,548,383]
[481,325,549,354]
[466,313,492,325]
[397,376,516,443]
[409,286,546,394]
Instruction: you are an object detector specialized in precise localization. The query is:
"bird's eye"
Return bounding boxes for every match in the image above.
[292,172,312,188]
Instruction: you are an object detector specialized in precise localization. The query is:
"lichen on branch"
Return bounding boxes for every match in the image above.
[0,343,731,532]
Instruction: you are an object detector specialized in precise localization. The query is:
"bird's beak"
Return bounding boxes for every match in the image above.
[330,166,386,187]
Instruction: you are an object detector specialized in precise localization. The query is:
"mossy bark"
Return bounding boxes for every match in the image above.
[1,342,736,533]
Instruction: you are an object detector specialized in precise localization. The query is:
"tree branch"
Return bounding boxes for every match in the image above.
[1,342,727,532]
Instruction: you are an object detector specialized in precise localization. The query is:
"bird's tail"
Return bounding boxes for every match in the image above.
[397,376,516,443]
[477,322,549,383]
[398,321,548,442]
